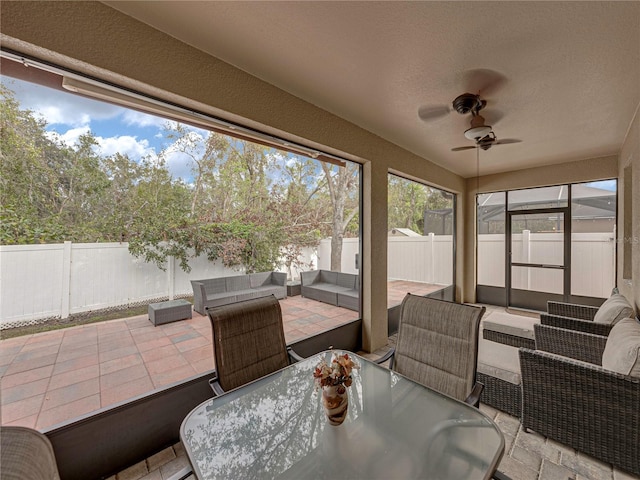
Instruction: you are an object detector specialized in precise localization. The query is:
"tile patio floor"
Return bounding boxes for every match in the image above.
[0,280,438,431]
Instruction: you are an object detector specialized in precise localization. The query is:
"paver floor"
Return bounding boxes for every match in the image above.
[0,280,438,430]
[2,295,638,479]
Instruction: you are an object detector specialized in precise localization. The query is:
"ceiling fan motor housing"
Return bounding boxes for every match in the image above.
[452,93,485,115]
[478,135,495,150]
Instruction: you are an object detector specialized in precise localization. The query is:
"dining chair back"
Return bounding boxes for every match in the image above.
[207,295,298,393]
[0,426,61,480]
[392,294,486,404]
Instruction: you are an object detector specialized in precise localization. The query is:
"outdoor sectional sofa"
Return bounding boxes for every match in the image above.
[300,270,359,311]
[520,319,640,476]
[190,272,286,315]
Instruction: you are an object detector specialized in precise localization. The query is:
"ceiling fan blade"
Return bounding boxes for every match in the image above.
[451,145,477,152]
[462,69,507,96]
[418,105,451,121]
[494,138,522,145]
[482,109,504,126]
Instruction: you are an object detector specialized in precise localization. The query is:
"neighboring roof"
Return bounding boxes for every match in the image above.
[389,228,421,237]
[478,184,616,223]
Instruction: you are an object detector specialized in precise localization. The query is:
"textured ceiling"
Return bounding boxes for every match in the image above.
[105,1,639,178]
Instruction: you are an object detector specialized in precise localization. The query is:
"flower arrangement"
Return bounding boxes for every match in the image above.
[313,352,359,392]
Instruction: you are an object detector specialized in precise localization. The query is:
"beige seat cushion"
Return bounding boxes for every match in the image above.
[477,338,521,385]
[593,294,635,325]
[602,318,640,377]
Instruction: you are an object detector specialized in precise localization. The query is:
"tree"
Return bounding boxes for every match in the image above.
[1,83,359,277]
[320,162,359,271]
[388,175,428,233]
[388,175,454,235]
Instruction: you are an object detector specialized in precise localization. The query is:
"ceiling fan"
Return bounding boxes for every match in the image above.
[417,69,521,151]
[449,94,521,151]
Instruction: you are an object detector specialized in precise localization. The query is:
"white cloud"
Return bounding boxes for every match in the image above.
[94,135,155,161]
[163,148,196,181]
[45,126,91,147]
[5,77,123,127]
[122,110,168,129]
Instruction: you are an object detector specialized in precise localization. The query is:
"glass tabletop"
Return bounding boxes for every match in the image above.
[181,350,504,480]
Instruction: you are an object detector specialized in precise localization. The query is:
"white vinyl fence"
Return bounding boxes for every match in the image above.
[1,231,614,327]
[0,242,316,328]
[317,235,453,285]
[478,231,615,297]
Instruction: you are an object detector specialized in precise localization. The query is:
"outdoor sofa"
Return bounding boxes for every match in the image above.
[540,288,634,336]
[190,272,286,315]
[520,318,640,476]
[300,270,359,311]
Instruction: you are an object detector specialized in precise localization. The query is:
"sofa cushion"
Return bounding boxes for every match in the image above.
[477,338,521,385]
[319,270,338,284]
[249,272,272,288]
[593,294,634,325]
[336,272,356,289]
[225,275,251,292]
[201,278,226,294]
[602,318,640,377]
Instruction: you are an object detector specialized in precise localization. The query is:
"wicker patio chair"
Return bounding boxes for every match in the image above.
[520,322,640,476]
[0,426,61,480]
[376,294,486,406]
[206,295,303,395]
[540,288,635,336]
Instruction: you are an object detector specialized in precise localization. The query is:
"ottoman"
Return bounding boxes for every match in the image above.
[148,299,192,326]
[477,338,522,418]
[482,312,537,349]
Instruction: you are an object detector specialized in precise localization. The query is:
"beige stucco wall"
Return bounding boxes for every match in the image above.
[618,106,640,312]
[0,1,466,351]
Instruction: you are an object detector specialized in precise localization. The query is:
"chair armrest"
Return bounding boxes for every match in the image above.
[464,381,484,407]
[519,347,640,474]
[287,346,305,363]
[209,377,226,396]
[300,270,320,286]
[374,347,395,369]
[547,301,598,320]
[534,324,607,365]
[271,271,286,287]
[540,313,613,336]
[191,281,206,315]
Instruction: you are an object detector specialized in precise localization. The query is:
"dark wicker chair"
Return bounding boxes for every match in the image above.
[540,289,635,337]
[206,295,303,395]
[376,294,486,406]
[520,324,640,476]
[0,426,61,480]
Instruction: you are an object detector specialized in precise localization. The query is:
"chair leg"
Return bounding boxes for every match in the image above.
[166,465,193,480]
[492,470,512,480]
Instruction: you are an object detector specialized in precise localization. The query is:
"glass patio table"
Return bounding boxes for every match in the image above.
[180,350,505,480]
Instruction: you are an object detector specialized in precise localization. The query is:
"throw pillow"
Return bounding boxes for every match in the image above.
[602,317,640,377]
[593,293,635,325]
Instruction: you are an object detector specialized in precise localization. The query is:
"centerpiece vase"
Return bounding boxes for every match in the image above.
[322,385,348,426]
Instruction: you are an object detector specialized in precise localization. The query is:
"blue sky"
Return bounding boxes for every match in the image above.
[3,76,206,180]
[585,180,616,191]
[2,76,322,185]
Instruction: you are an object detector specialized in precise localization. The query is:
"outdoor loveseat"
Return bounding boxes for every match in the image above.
[190,272,286,315]
[300,270,359,311]
[540,288,634,336]
[520,318,640,476]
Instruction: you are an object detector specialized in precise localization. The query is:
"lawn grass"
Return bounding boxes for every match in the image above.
[0,299,192,339]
